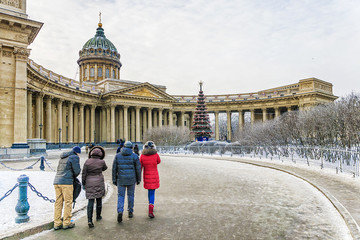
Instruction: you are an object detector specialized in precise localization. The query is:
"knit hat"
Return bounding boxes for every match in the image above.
[73,146,81,154]
[124,141,133,148]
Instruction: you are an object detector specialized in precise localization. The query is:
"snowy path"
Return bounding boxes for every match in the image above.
[23,152,352,240]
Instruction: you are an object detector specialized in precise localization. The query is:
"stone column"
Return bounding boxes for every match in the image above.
[57,99,63,143]
[101,107,106,142]
[153,109,158,128]
[35,93,42,139]
[250,109,255,125]
[91,105,96,143]
[158,108,163,128]
[119,107,124,139]
[79,104,85,143]
[27,91,33,139]
[142,109,147,137]
[189,112,194,131]
[227,110,232,141]
[215,111,219,140]
[131,108,135,141]
[85,106,90,143]
[86,63,90,81]
[94,63,98,81]
[169,110,173,126]
[62,103,67,143]
[275,107,280,118]
[123,106,129,141]
[262,108,267,122]
[45,96,52,143]
[238,110,244,131]
[135,106,141,142]
[74,105,79,143]
[111,105,116,143]
[12,48,30,146]
[68,102,74,143]
[148,108,153,129]
[106,107,111,142]
[180,111,185,127]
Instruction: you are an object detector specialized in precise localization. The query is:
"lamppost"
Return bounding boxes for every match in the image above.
[58,128,62,149]
[39,123,43,139]
[94,130,96,144]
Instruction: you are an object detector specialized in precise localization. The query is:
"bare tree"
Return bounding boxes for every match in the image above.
[233,92,360,150]
[143,126,193,146]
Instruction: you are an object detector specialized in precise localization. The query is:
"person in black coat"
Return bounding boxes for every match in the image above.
[112,141,141,223]
[133,144,139,156]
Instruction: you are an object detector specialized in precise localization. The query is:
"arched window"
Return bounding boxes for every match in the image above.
[112,70,116,78]
[98,67,102,77]
[106,68,110,78]
[90,68,94,77]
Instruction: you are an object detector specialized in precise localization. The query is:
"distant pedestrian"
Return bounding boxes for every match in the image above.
[140,141,161,218]
[112,141,141,223]
[116,139,124,154]
[82,146,108,228]
[53,146,81,230]
[133,144,139,156]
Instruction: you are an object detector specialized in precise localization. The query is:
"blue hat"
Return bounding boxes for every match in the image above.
[124,141,132,148]
[73,146,81,154]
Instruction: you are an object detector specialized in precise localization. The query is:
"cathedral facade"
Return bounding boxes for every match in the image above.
[0,1,337,156]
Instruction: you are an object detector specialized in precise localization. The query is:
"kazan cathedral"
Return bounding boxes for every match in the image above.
[0,1,337,157]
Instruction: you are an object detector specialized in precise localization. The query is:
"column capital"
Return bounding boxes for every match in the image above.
[56,98,63,104]
[45,95,53,100]
[135,106,141,110]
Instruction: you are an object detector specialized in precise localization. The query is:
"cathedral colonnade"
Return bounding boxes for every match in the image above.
[26,90,181,144]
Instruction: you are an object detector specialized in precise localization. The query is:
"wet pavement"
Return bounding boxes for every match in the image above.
[15,150,358,240]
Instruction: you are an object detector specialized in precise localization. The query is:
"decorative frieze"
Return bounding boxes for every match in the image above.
[13,47,30,60]
[0,0,21,8]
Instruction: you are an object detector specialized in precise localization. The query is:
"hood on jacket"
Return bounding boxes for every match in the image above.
[121,147,133,156]
[60,150,76,159]
[89,146,105,159]
[142,148,157,156]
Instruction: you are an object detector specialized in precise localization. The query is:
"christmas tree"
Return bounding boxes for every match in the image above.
[192,81,213,141]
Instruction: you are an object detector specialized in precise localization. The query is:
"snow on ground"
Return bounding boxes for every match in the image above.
[0,171,87,239]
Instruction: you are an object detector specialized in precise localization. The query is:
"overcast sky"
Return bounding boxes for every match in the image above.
[27,0,360,97]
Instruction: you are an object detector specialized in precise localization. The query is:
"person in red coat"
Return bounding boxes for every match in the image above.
[140,141,161,218]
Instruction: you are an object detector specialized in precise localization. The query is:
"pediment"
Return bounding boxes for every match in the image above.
[108,82,176,101]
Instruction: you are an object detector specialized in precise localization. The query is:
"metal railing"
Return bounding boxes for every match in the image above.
[157,145,360,177]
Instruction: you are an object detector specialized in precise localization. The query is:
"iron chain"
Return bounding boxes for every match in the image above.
[44,159,56,172]
[0,158,41,171]
[28,182,55,203]
[0,183,19,202]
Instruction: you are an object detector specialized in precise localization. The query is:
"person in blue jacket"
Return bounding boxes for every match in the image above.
[112,141,141,223]
[53,146,81,230]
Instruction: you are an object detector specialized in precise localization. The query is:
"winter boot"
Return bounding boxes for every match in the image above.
[87,205,94,228]
[117,212,123,223]
[148,204,155,218]
[96,205,102,221]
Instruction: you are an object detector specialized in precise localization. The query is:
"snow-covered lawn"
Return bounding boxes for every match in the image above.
[0,171,87,239]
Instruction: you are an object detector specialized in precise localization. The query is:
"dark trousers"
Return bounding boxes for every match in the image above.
[87,198,102,222]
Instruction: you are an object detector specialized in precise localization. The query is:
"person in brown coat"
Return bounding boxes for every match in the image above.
[82,146,108,228]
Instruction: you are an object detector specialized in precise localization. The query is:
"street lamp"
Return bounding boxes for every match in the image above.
[39,123,43,139]
[58,128,62,149]
[94,130,96,144]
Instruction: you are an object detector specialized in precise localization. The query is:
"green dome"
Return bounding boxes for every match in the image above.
[82,26,118,52]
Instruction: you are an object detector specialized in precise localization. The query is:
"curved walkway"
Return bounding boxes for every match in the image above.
[16,150,359,240]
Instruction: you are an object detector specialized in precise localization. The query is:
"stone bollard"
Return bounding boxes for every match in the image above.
[39,156,45,171]
[15,174,30,223]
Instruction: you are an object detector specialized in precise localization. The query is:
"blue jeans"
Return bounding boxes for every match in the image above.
[117,184,135,213]
[148,189,155,205]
